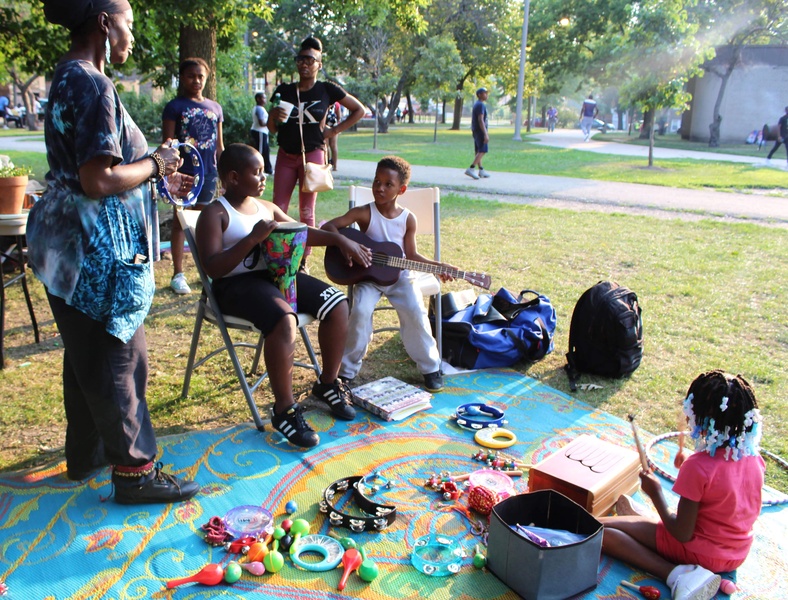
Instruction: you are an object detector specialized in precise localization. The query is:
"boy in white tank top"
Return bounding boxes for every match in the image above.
[196,144,372,448]
[322,156,455,392]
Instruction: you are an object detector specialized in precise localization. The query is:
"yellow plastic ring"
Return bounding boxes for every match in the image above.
[474,428,517,449]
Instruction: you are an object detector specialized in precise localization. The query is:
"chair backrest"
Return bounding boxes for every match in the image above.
[348,185,441,261]
[176,209,216,303]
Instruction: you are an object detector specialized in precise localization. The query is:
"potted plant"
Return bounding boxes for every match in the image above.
[0,156,32,215]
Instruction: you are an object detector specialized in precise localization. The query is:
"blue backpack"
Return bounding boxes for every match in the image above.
[439,288,557,369]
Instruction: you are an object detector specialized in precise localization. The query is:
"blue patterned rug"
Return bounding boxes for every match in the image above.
[1,370,785,599]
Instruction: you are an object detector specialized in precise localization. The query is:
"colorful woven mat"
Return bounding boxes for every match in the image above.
[0,370,785,599]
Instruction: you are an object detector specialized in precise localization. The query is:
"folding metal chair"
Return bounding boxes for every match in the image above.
[346,185,442,357]
[177,209,321,431]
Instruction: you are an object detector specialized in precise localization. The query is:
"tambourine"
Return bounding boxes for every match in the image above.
[410,534,464,576]
[156,141,204,207]
[454,403,507,430]
[319,476,397,532]
[290,534,345,572]
[222,505,274,539]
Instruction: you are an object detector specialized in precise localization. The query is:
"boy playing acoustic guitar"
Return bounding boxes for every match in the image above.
[322,156,455,392]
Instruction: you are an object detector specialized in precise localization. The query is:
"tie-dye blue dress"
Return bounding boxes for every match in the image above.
[27,59,156,342]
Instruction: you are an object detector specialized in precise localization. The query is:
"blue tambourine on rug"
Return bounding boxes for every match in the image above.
[156,141,204,207]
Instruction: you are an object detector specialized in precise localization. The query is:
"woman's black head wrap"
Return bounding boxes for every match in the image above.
[42,0,132,31]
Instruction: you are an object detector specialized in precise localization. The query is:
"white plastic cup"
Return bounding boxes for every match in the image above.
[277,100,295,121]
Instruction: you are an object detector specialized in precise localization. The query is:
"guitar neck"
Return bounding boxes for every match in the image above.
[372,253,469,284]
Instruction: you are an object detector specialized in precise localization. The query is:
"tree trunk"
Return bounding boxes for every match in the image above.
[648,119,655,167]
[441,99,447,125]
[451,84,464,130]
[9,72,40,131]
[639,109,653,140]
[709,115,722,148]
[406,94,414,124]
[707,46,741,148]
[433,97,439,142]
[180,25,217,100]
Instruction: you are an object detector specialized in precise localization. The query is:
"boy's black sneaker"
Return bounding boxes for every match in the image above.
[114,463,200,505]
[271,403,320,447]
[423,371,444,392]
[312,379,356,420]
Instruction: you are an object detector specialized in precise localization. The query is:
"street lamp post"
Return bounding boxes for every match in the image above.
[513,0,531,141]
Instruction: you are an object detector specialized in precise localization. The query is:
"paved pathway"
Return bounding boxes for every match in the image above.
[3,133,787,226]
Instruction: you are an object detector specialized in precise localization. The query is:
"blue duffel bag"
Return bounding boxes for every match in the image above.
[439,288,557,369]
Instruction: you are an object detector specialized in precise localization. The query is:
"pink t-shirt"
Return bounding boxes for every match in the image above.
[661,451,764,563]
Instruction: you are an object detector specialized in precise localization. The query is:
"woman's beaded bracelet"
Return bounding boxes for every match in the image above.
[149,152,166,182]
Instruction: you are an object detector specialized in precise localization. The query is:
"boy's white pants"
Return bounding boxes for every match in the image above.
[340,274,441,379]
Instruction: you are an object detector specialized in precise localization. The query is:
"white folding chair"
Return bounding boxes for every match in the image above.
[177,209,321,431]
[347,185,442,357]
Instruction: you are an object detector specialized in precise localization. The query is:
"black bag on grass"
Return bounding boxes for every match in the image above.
[565,281,643,389]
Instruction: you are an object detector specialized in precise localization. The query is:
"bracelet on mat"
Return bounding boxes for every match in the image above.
[149,152,165,182]
[474,427,517,449]
[454,403,507,430]
[645,431,788,507]
[319,476,397,532]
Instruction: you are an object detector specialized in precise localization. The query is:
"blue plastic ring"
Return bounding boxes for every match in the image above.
[290,534,344,572]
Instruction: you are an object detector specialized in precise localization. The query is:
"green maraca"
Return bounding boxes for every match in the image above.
[473,545,487,569]
[224,561,243,583]
[328,531,357,550]
[264,527,286,573]
[357,546,379,583]
[288,519,311,556]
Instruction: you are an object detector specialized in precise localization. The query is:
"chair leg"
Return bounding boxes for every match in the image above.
[250,331,265,374]
[182,301,206,398]
[214,322,268,431]
[298,326,322,379]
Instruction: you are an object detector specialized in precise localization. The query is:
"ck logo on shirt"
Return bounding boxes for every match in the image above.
[297,101,323,124]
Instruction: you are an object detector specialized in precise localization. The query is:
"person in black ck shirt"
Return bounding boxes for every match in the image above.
[268,36,364,266]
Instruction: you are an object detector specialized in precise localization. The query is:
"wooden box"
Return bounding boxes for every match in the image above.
[528,435,641,517]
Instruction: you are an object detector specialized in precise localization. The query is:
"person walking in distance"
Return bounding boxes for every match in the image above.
[579,94,598,142]
[766,105,788,165]
[250,92,273,175]
[465,87,490,180]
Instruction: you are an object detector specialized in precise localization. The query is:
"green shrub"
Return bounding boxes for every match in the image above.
[217,84,255,147]
[120,91,166,140]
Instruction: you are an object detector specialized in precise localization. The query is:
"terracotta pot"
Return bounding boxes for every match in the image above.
[0,175,28,215]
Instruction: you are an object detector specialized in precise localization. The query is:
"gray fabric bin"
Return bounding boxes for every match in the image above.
[487,490,603,599]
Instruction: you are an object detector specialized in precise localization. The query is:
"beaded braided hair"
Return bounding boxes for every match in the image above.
[683,370,762,461]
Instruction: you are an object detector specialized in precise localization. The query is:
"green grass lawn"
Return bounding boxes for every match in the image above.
[601,130,771,158]
[2,186,787,493]
[2,125,787,493]
[339,125,787,192]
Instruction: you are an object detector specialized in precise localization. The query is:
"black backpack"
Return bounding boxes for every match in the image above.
[565,281,643,390]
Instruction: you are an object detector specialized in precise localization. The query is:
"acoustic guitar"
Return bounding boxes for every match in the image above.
[324,227,491,289]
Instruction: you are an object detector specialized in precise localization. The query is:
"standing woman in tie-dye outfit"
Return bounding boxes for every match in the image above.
[162,57,225,295]
[27,0,199,504]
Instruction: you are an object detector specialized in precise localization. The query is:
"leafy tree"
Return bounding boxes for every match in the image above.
[421,0,520,130]
[0,2,68,129]
[128,0,270,99]
[412,36,465,142]
[615,0,711,165]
